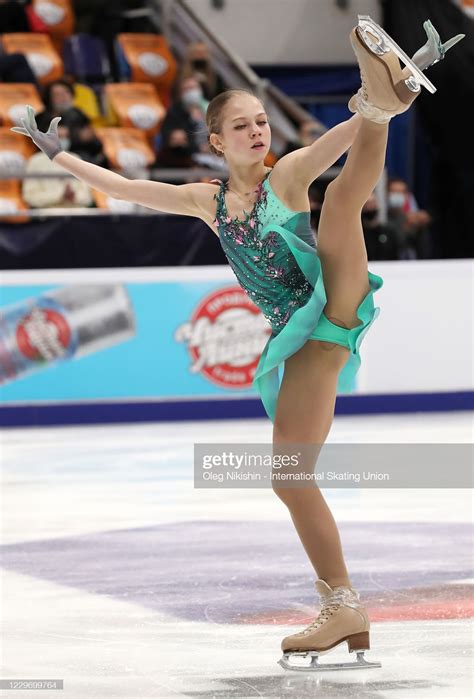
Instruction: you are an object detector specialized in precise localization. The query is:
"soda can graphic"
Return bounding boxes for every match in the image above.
[0,284,136,385]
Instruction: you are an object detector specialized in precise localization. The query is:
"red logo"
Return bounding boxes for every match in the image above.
[175,286,271,388]
[16,306,71,362]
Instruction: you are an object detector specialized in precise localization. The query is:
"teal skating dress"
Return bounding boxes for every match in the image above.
[212,169,383,423]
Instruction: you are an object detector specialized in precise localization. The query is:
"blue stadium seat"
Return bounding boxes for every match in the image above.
[62,33,110,82]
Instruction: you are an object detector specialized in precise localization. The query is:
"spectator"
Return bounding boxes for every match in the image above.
[69,123,107,166]
[155,128,197,174]
[362,192,401,261]
[180,41,226,102]
[280,119,326,158]
[61,72,106,126]
[31,80,105,165]
[388,176,421,214]
[36,78,107,166]
[22,125,93,209]
[35,80,90,133]
[159,75,209,157]
[387,176,433,259]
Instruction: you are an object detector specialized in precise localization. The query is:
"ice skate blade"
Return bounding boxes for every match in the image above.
[278,650,382,672]
[358,14,436,94]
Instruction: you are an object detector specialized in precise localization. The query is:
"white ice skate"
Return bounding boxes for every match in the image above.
[278,579,382,672]
[348,15,465,123]
[356,15,437,94]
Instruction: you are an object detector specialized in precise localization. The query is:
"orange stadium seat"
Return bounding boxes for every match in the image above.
[116,34,177,109]
[32,0,74,53]
[0,180,29,224]
[0,84,43,128]
[1,33,63,85]
[94,127,156,171]
[0,128,37,178]
[104,83,166,140]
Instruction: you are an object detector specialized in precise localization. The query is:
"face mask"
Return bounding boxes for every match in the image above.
[54,101,72,114]
[182,88,203,106]
[388,192,406,208]
[59,137,70,150]
[192,59,208,71]
[362,209,379,223]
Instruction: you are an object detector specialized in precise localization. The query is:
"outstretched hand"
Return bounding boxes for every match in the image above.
[10,105,63,160]
[412,19,465,71]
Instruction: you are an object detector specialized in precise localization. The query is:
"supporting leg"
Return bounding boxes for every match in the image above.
[272,341,352,588]
[270,121,391,596]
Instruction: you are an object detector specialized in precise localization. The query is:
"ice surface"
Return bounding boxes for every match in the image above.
[1,412,472,698]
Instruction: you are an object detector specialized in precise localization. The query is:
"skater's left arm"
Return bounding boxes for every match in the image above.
[283,114,362,187]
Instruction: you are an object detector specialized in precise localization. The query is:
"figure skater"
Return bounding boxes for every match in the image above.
[12,16,463,672]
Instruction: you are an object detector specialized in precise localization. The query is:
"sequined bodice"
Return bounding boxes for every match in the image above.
[213,170,317,335]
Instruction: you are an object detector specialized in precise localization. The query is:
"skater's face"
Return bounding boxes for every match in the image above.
[217,95,271,164]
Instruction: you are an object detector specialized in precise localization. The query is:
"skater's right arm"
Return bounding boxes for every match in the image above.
[11,106,203,218]
[52,151,201,216]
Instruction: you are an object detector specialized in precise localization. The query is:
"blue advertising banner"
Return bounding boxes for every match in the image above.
[0,267,270,404]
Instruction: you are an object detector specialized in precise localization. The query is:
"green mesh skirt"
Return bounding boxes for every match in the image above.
[252,221,384,423]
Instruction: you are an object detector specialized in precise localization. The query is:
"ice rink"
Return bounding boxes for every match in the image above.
[1,411,472,698]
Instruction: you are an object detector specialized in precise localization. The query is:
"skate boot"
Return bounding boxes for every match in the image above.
[278,579,381,671]
[348,15,438,124]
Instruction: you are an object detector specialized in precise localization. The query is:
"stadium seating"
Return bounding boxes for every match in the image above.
[0,83,43,128]
[103,83,166,140]
[1,33,63,85]
[62,33,111,83]
[115,33,178,109]
[31,0,74,53]
[0,3,219,224]
[94,127,156,171]
[0,127,37,178]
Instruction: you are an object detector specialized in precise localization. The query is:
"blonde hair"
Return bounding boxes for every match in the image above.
[206,88,264,158]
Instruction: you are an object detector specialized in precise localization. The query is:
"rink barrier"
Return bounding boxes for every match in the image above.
[1,262,472,426]
[0,391,472,427]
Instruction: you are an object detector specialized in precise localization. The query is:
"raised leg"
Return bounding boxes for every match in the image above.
[316,120,388,327]
[316,12,451,327]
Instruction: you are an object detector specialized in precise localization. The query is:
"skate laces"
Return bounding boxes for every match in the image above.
[354,64,393,124]
[353,88,393,124]
[360,69,369,102]
[301,587,361,635]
